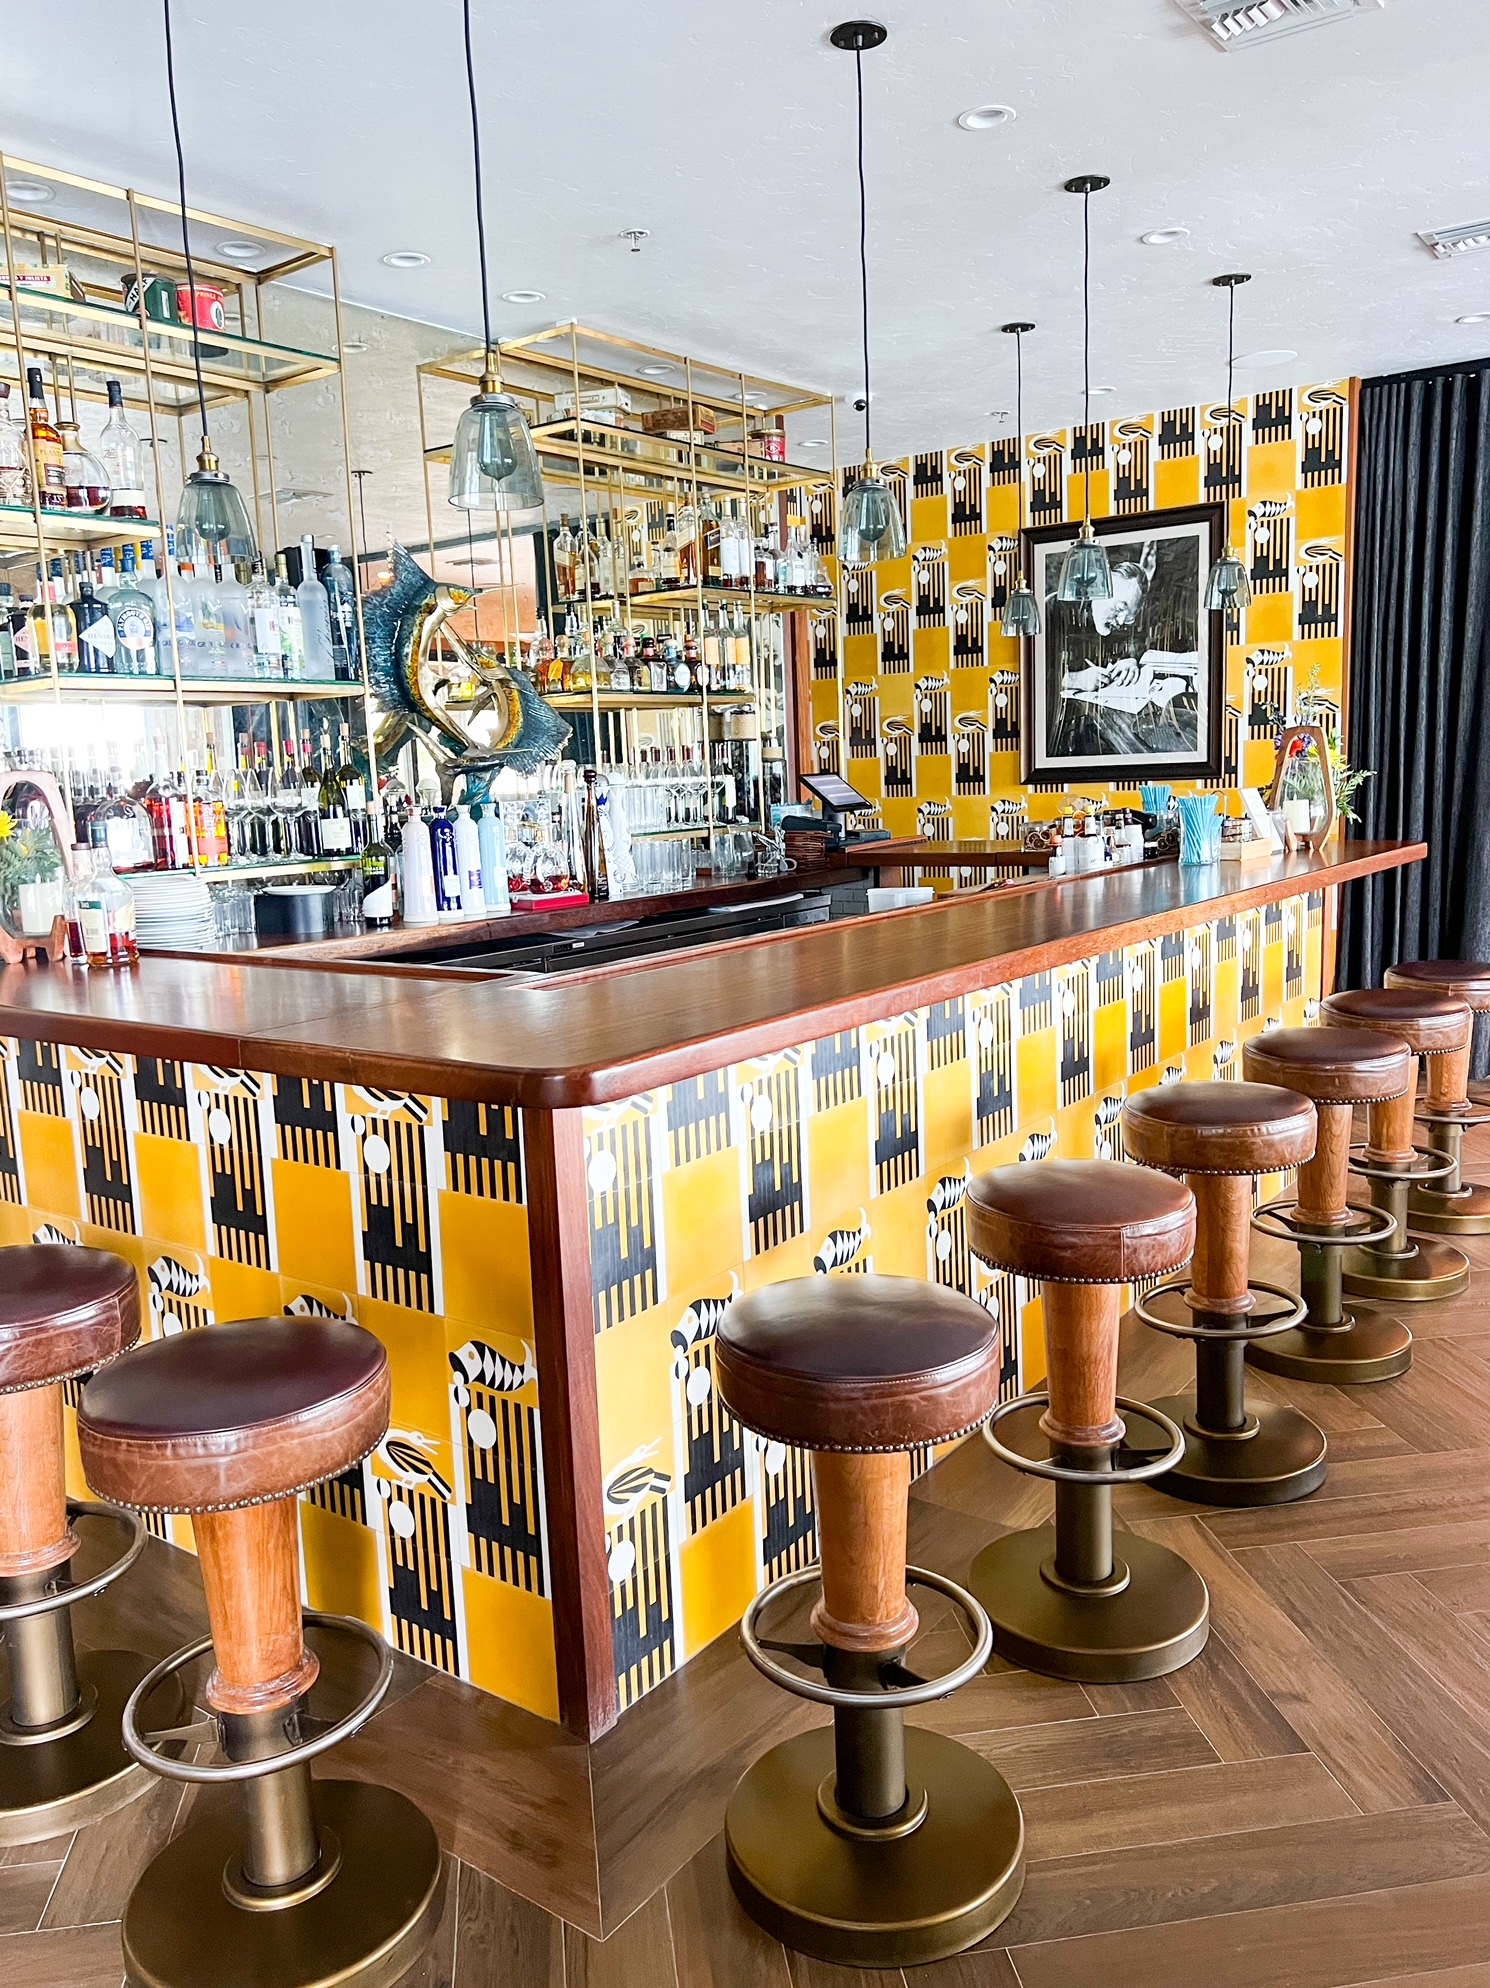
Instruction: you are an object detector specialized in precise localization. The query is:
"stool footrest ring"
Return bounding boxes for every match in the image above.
[982,1392,1186,1486]
[0,1501,145,1624]
[121,1611,393,1786]
[740,1566,992,1710]
[1415,1104,1490,1129]
[1134,1276,1308,1343]
[1251,1195,1397,1251]
[1347,1142,1456,1186]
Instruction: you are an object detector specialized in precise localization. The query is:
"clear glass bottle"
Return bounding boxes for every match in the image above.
[322,545,359,680]
[676,496,698,586]
[0,381,29,506]
[59,418,110,512]
[273,740,303,859]
[0,583,16,682]
[99,379,147,519]
[189,564,226,676]
[247,558,281,679]
[335,722,368,849]
[658,513,680,587]
[77,821,139,966]
[216,561,252,675]
[95,547,118,601]
[48,559,79,671]
[296,536,335,680]
[296,728,323,857]
[223,736,253,863]
[275,555,306,680]
[316,720,353,854]
[553,513,576,599]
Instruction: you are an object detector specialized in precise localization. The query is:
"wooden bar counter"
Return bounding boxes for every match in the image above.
[0,839,1421,1739]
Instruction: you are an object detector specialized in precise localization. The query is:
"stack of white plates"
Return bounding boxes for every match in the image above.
[128,870,218,952]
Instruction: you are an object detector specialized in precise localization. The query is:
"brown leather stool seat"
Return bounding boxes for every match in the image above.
[77,1320,441,1988]
[1244,1024,1415,1104]
[1318,989,1473,1305]
[1383,962,1490,1233]
[964,1159,1209,1683]
[1122,1084,1326,1506]
[0,1245,150,1846]
[714,1276,1024,1967]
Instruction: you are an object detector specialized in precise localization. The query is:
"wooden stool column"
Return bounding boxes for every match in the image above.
[714,1277,1026,1968]
[78,1318,443,1988]
[966,1160,1210,1682]
[1123,1082,1326,1505]
[1321,989,1473,1304]
[0,1245,151,1846]
[1385,960,1490,1234]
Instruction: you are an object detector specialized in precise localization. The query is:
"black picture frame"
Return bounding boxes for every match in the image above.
[1019,502,1226,786]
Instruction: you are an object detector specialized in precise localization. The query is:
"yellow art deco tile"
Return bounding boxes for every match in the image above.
[1243,739,1279,789]
[947,534,986,585]
[595,1301,675,1479]
[845,759,884,801]
[864,1179,930,1279]
[463,1565,559,1723]
[301,1499,385,1626]
[807,1094,871,1229]
[1159,979,1188,1061]
[438,1190,533,1338]
[278,1275,356,1321]
[1055,1097,1098,1159]
[1245,591,1294,644]
[915,753,952,799]
[1155,457,1199,509]
[843,632,877,674]
[135,1133,206,1254]
[877,673,915,722]
[1245,440,1296,501]
[877,553,912,597]
[741,1229,818,1289]
[1066,469,1110,519]
[355,1294,452,1469]
[1093,1005,1126,1093]
[911,495,948,543]
[662,1147,743,1303]
[987,483,1019,536]
[1016,1032,1057,1128]
[950,798,990,840]
[912,626,949,673]
[922,1061,973,1182]
[680,1499,757,1662]
[1296,483,1348,541]
[1264,947,1284,1017]
[0,1203,31,1246]
[1291,637,1343,691]
[1021,1293,1047,1392]
[207,1257,282,1323]
[18,1111,78,1224]
[876,798,920,841]
[271,1157,356,1294]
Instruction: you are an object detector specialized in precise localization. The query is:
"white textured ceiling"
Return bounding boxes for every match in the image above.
[3,0,1487,475]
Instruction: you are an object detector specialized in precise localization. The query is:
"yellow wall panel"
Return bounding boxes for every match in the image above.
[272,1157,356,1293]
[463,1567,559,1723]
[680,1499,758,1661]
[923,1061,974,1181]
[662,1148,744,1301]
[1297,483,1348,541]
[948,534,987,584]
[302,1499,384,1625]
[19,1112,77,1222]
[1155,456,1199,509]
[808,1094,871,1227]
[1016,1032,1058,1126]
[439,1190,533,1338]
[136,1133,206,1253]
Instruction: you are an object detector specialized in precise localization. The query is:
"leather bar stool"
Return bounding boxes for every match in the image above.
[715,1276,1025,1969]
[77,1318,442,1988]
[0,1245,152,1844]
[1383,960,1490,1234]
[1243,1026,1415,1381]
[965,1160,1210,1681]
[1319,988,1473,1304]
[1123,1082,1327,1505]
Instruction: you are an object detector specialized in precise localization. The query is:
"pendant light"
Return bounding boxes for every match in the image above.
[163,0,257,570]
[999,321,1041,637]
[447,0,544,519]
[1056,175,1113,605]
[1203,272,1253,613]
[833,21,907,566]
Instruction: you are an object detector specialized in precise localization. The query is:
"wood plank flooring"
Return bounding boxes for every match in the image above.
[12,1123,1490,1984]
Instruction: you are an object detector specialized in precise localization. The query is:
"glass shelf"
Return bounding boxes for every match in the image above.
[177,857,362,881]
[540,688,756,711]
[0,672,366,705]
[627,586,830,615]
[0,507,163,553]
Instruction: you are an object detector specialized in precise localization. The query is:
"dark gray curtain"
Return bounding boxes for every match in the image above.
[1339,359,1490,1068]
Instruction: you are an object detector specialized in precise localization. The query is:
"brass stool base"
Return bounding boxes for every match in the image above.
[1146,1394,1328,1507]
[1246,1312,1412,1384]
[725,1725,1024,1968]
[122,1779,443,1988]
[1341,1235,1470,1304]
[1408,1180,1490,1236]
[969,1527,1209,1683]
[0,1648,157,1846]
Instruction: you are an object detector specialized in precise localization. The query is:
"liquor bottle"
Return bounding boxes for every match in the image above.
[335,724,368,849]
[322,546,358,680]
[296,537,336,680]
[217,562,252,674]
[754,519,777,593]
[77,822,139,966]
[316,721,354,854]
[580,513,601,599]
[249,742,276,860]
[700,498,722,587]
[553,513,576,599]
[296,729,323,857]
[682,626,703,692]
[65,844,91,957]
[48,560,79,670]
[223,737,253,862]
[657,513,680,587]
[453,804,485,919]
[719,502,742,588]
[275,555,305,680]
[0,583,16,681]
[96,548,118,600]
[143,538,174,669]
[475,803,511,913]
[59,419,109,512]
[431,808,464,921]
[73,578,116,674]
[99,776,152,872]
[582,767,609,903]
[0,381,29,506]
[25,368,65,510]
[596,517,615,597]
[530,615,553,687]
[272,741,303,860]
[192,756,230,865]
[400,801,438,924]
[99,380,148,519]
[247,559,281,679]
[189,563,226,676]
[173,560,202,673]
[360,808,396,928]
[677,497,698,586]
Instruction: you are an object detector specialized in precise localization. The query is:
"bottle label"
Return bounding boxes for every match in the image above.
[114,605,153,659]
[81,618,117,664]
[253,605,280,651]
[318,817,353,852]
[343,779,366,812]
[362,878,395,921]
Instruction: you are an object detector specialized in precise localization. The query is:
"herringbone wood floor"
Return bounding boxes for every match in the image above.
[12,1127,1490,1986]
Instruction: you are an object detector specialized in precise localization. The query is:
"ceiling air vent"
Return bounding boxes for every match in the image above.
[1418,220,1490,261]
[1174,0,1384,49]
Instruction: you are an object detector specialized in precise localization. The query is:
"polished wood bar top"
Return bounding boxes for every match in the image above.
[0,840,1423,1109]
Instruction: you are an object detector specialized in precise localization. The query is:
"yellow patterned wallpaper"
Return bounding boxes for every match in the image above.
[799,380,1350,844]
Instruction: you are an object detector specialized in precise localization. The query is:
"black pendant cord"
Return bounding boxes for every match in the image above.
[161,0,211,453]
[1081,185,1092,527]
[856,47,871,464]
[463,0,495,373]
[1014,329,1028,583]
[1226,278,1236,427]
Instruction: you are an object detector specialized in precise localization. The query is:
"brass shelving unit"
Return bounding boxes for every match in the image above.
[0,150,375,877]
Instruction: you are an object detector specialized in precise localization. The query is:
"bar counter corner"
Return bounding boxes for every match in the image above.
[0,839,1422,1741]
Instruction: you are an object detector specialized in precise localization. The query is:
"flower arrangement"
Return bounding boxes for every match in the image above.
[0,807,63,891]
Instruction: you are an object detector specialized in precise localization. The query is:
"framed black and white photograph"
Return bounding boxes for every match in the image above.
[1019,503,1226,786]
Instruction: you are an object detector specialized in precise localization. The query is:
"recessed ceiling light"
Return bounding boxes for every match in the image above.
[800,438,830,448]
[381,250,429,269]
[957,104,1017,131]
[1140,226,1190,246]
[1090,385,1117,396]
[273,487,333,503]
[1456,311,1490,325]
[501,289,545,304]
[341,338,370,353]
[216,239,261,261]
[1237,347,1298,365]
[5,178,53,204]
[639,363,672,376]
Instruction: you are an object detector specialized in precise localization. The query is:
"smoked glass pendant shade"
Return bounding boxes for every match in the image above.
[1204,545,1252,613]
[448,387,545,519]
[1056,520,1112,604]
[1000,585,1041,637]
[839,469,906,566]
[177,458,257,568]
